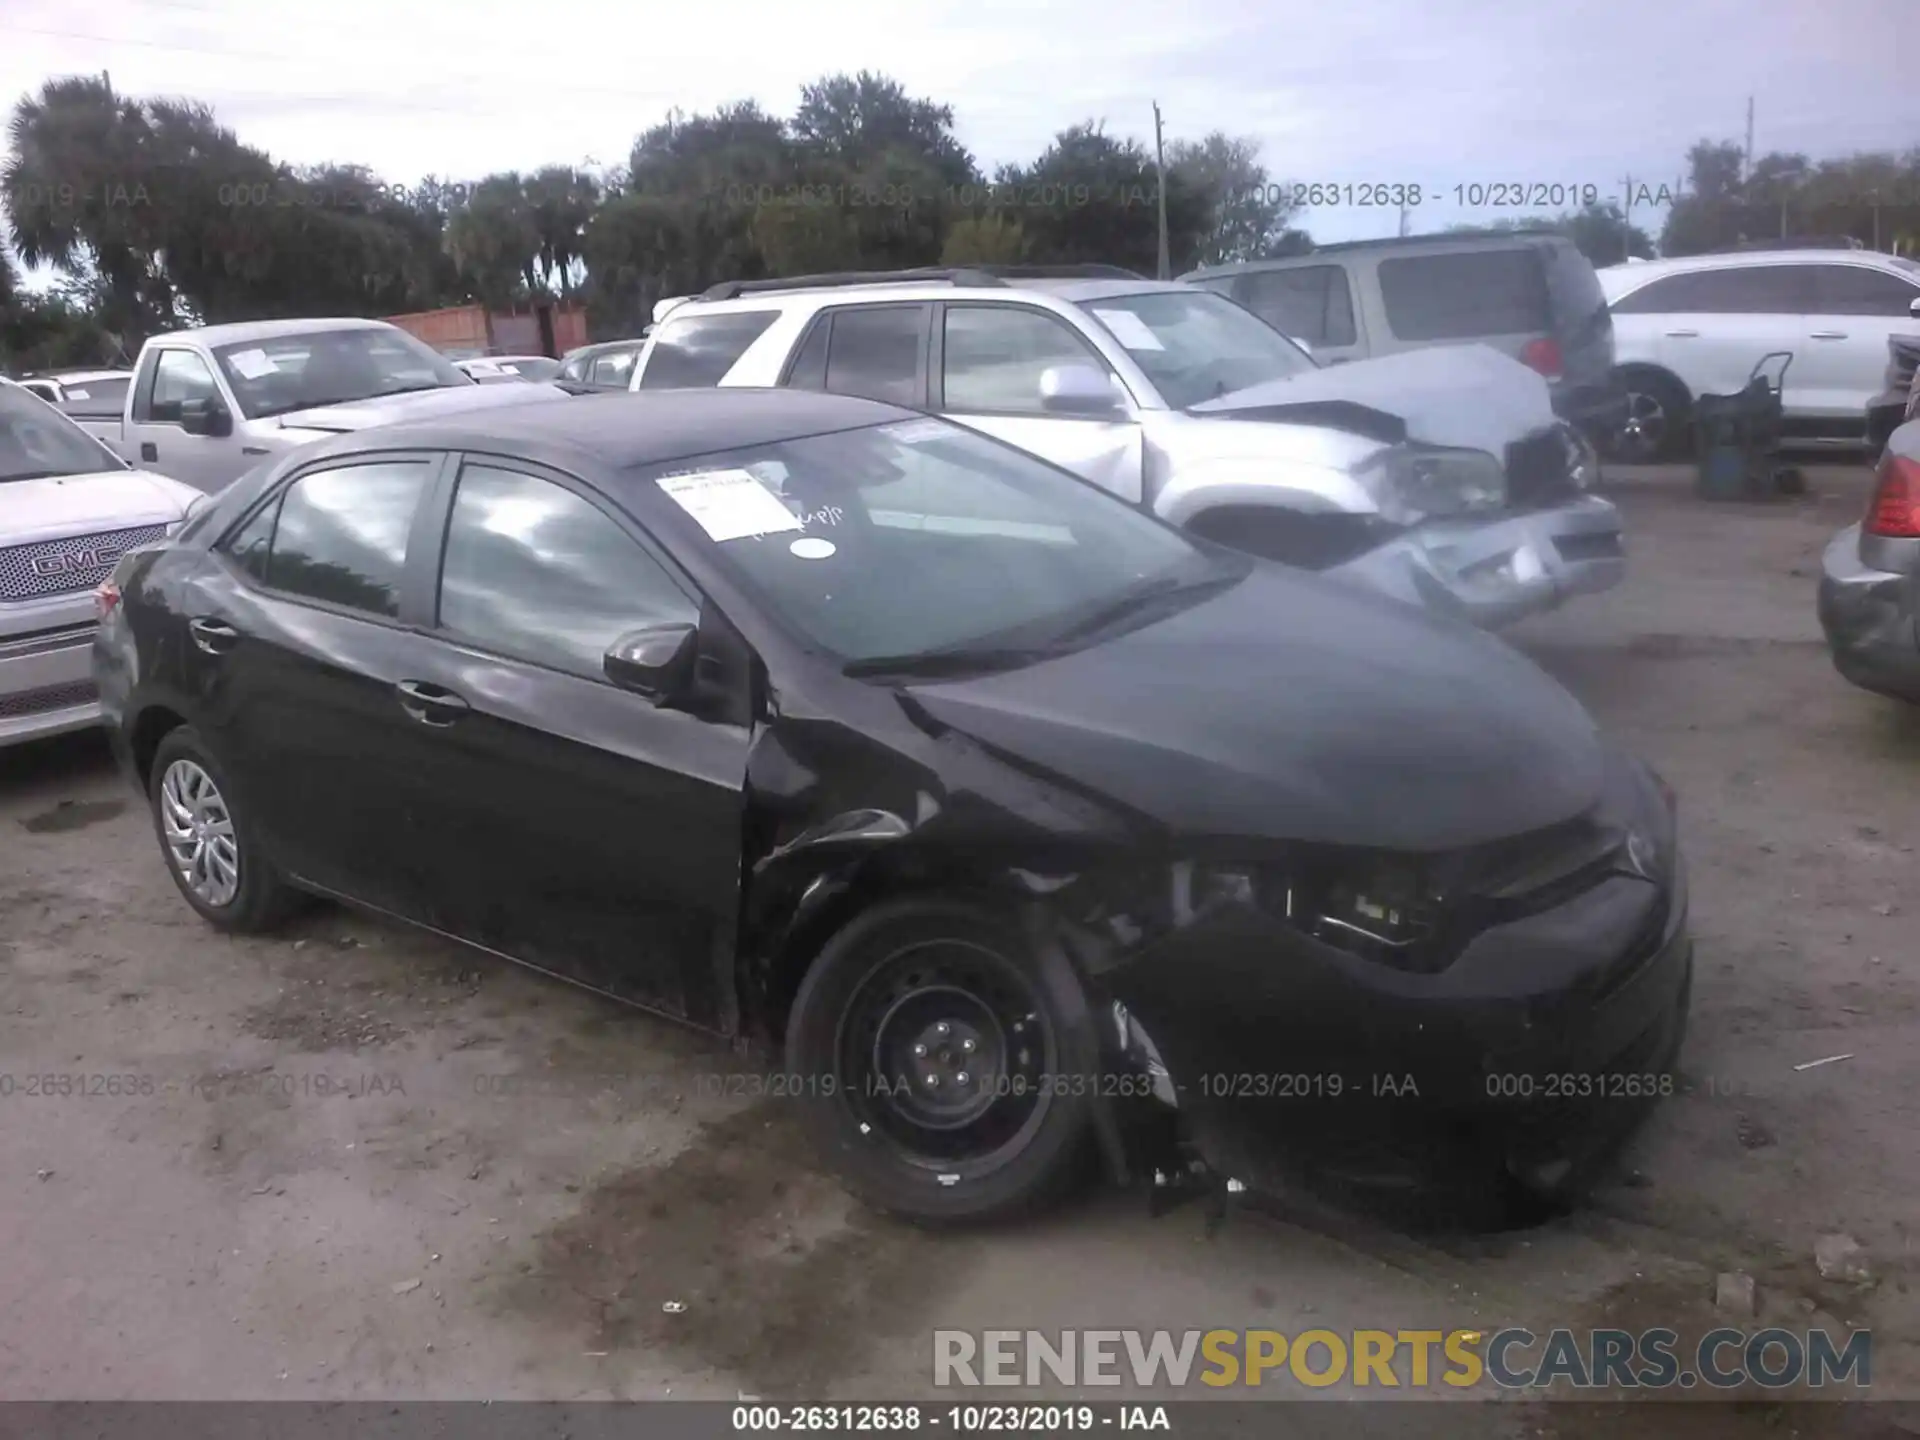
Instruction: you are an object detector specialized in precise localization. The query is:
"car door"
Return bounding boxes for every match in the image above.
[125,347,241,491]
[1609,264,1817,409]
[1230,264,1365,364]
[180,453,450,913]
[1801,263,1920,422]
[394,457,751,1024]
[931,302,1147,504]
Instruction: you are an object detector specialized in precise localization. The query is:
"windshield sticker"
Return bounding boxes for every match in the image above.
[881,419,950,444]
[657,468,804,543]
[227,348,277,379]
[790,537,837,560]
[1091,309,1166,352]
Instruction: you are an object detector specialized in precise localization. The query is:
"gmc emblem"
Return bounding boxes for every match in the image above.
[30,546,118,577]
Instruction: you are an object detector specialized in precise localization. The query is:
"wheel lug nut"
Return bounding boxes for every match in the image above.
[957,1072,970,1085]
[936,1022,950,1037]
[961,1038,976,1053]
[925,1074,940,1088]
[913,1043,927,1057]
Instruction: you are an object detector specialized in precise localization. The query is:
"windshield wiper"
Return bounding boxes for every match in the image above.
[375,381,462,397]
[1044,570,1237,647]
[842,643,1066,680]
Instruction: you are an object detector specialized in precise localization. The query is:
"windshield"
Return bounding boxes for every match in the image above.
[501,358,560,381]
[1083,289,1317,408]
[212,327,471,419]
[634,418,1242,668]
[0,383,125,482]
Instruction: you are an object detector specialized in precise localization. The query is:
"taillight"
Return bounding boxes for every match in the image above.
[95,579,120,621]
[1865,453,1920,538]
[1520,337,1564,381]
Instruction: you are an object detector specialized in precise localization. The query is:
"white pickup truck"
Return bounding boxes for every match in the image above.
[76,317,574,493]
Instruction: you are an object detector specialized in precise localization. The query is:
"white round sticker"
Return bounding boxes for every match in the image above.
[790,537,837,560]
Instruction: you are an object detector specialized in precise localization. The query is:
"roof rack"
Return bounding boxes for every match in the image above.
[968,264,1148,280]
[700,267,1008,301]
[1302,228,1565,256]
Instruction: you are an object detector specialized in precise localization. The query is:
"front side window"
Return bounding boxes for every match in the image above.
[438,464,696,680]
[211,327,469,420]
[1081,289,1316,408]
[0,383,124,482]
[588,348,638,387]
[941,305,1112,414]
[635,418,1239,668]
[822,305,928,405]
[146,350,220,424]
[251,460,432,616]
[639,312,779,388]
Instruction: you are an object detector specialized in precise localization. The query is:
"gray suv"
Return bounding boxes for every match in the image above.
[1183,232,1625,441]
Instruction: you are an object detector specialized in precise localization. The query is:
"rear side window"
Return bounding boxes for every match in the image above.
[222,496,281,584]
[1611,265,1815,315]
[251,460,431,617]
[1237,266,1357,347]
[62,376,130,409]
[638,311,780,388]
[823,305,928,405]
[588,348,638,387]
[784,318,831,389]
[1378,249,1550,340]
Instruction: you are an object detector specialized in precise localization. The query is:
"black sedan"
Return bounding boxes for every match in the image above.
[93,387,1691,1225]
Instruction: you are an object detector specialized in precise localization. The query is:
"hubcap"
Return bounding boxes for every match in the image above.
[159,759,240,907]
[1614,391,1667,461]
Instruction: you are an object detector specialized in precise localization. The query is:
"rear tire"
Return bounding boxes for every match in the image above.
[148,726,300,933]
[1605,368,1692,463]
[785,898,1098,1225]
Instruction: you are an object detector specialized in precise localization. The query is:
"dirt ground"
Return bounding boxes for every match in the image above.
[2,462,1917,1435]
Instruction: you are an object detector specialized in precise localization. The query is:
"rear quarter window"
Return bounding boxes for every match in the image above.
[638,311,780,388]
[1378,248,1551,340]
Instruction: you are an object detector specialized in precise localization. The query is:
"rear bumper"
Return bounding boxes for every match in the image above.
[1817,523,1920,703]
[0,594,100,748]
[1328,494,1626,629]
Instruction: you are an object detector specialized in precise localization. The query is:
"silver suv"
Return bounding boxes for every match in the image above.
[1183,233,1624,444]
[628,265,1624,629]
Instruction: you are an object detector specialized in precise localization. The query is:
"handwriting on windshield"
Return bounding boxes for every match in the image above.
[798,504,846,528]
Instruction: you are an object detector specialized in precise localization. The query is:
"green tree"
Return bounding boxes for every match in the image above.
[994,123,1210,275]
[1166,132,1298,265]
[941,213,1027,265]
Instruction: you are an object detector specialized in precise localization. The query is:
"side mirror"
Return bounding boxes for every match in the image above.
[1909,296,1920,318]
[179,397,232,438]
[603,621,700,704]
[1039,363,1125,418]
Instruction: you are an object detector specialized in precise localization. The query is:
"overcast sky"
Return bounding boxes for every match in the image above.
[3,0,1917,254]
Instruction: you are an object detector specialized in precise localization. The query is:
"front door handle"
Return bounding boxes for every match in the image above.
[1663,329,1699,339]
[1809,331,1847,340]
[395,679,470,727]
[140,442,158,461]
[187,617,239,654]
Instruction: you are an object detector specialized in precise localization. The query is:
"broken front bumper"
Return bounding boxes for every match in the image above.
[1326,494,1626,630]
[1093,849,1690,1198]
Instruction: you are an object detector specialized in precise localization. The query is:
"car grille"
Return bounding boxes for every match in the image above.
[0,524,168,602]
[0,679,97,719]
[1504,425,1582,510]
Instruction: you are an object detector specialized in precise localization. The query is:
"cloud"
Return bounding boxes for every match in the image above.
[2,0,1916,243]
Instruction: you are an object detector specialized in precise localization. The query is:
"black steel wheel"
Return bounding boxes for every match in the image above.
[786,899,1097,1224]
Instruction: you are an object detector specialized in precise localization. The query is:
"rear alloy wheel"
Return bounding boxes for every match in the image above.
[148,726,299,933]
[786,900,1097,1224]
[1606,371,1692,464]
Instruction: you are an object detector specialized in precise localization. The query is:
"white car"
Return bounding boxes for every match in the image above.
[1599,248,1920,460]
[0,378,202,747]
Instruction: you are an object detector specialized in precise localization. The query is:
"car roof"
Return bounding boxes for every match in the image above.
[1599,248,1902,279]
[339,387,918,470]
[1185,230,1568,279]
[164,316,395,347]
[663,275,1189,318]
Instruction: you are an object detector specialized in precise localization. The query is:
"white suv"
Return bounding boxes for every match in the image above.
[628,266,1624,630]
[1599,248,1920,460]
[0,378,202,747]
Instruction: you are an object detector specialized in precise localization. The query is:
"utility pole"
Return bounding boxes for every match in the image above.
[1397,197,1410,237]
[1152,102,1170,280]
[1620,172,1634,235]
[1743,96,1754,183]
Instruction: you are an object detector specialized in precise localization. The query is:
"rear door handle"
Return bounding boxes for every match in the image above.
[1663,329,1699,338]
[187,617,239,654]
[140,442,158,461]
[395,679,470,727]
[1809,331,1847,340]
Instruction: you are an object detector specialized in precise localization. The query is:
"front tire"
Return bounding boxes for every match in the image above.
[148,726,299,933]
[785,899,1098,1225]
[1605,368,1693,463]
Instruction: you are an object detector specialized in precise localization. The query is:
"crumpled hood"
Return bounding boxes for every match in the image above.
[273,381,573,434]
[3,467,200,546]
[905,563,1603,852]
[1191,344,1557,456]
